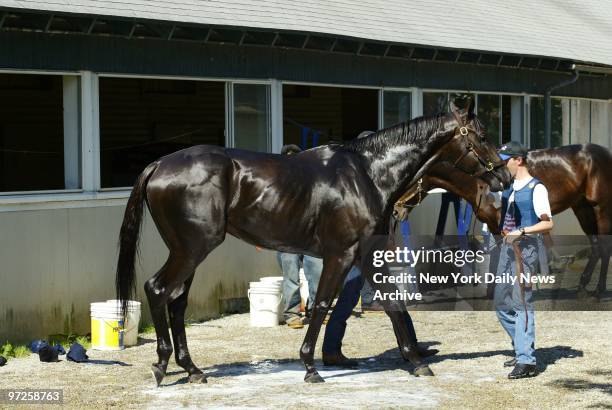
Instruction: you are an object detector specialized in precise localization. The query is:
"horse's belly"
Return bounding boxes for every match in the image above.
[226,218,322,256]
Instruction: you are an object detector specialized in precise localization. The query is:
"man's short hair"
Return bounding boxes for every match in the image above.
[281,144,302,155]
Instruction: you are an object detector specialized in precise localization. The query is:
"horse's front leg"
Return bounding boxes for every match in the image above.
[360,236,434,377]
[299,246,357,383]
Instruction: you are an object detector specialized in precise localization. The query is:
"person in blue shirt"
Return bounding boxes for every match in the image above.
[495,141,553,379]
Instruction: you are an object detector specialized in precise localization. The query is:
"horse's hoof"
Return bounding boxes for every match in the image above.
[414,364,434,377]
[151,364,166,387]
[304,370,325,383]
[188,372,207,384]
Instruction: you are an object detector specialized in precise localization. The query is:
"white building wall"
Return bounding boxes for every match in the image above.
[0,202,279,342]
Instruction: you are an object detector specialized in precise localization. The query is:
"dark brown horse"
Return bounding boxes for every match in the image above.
[115,98,510,386]
[394,143,612,298]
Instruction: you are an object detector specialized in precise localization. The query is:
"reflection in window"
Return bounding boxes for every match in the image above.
[476,94,500,145]
[282,85,377,147]
[233,84,270,152]
[423,92,448,116]
[0,74,77,192]
[383,91,411,127]
[99,78,225,188]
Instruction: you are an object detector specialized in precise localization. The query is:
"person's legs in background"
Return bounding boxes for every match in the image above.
[302,255,323,316]
[323,265,364,361]
[322,266,437,367]
[278,252,303,328]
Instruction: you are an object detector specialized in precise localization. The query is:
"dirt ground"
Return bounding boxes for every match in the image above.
[2,310,611,409]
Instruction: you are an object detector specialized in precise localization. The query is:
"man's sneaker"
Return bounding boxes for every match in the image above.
[286,317,304,329]
[508,363,537,379]
[504,358,517,367]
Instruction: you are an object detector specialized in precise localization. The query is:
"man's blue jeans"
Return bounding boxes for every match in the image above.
[494,238,538,365]
[277,253,322,321]
[323,265,418,354]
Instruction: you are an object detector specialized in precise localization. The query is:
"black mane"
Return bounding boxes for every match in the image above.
[343,112,449,155]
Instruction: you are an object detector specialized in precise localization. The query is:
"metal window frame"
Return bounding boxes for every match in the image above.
[227,80,274,153]
[380,87,415,128]
[0,69,84,198]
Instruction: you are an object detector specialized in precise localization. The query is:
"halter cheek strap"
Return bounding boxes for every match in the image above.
[450,113,504,176]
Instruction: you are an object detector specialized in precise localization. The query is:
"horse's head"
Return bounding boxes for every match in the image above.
[437,97,511,192]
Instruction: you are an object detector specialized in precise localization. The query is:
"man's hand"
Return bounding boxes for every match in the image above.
[504,229,523,244]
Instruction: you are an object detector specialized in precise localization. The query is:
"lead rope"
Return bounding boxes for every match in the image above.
[511,239,529,331]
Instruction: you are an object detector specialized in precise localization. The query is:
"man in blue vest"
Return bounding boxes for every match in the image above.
[496,141,554,379]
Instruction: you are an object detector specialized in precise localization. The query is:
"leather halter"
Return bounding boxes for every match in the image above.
[449,111,505,178]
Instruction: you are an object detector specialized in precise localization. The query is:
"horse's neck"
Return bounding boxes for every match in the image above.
[368,126,454,206]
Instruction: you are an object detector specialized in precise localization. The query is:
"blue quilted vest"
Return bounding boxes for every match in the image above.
[499,178,542,231]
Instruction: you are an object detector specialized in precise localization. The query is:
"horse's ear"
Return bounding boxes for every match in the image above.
[466,96,475,117]
[449,98,461,116]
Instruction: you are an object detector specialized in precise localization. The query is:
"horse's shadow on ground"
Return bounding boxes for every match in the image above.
[422,343,583,374]
[137,336,156,346]
[323,344,582,380]
[159,342,582,386]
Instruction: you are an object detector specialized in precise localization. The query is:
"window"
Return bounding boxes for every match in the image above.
[282,85,377,147]
[383,91,412,128]
[476,94,513,145]
[99,78,225,188]
[232,83,271,152]
[529,97,564,149]
[423,92,449,117]
[0,74,80,193]
[476,94,500,145]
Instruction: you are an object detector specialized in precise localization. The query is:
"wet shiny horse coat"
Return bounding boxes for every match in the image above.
[394,143,612,298]
[115,99,510,386]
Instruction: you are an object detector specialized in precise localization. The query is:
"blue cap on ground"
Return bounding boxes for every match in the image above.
[54,344,66,355]
[29,339,47,353]
[30,340,66,356]
[67,343,89,363]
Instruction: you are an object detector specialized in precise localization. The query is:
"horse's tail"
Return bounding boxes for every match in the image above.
[116,162,158,319]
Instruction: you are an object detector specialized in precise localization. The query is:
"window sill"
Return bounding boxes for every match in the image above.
[0,190,132,212]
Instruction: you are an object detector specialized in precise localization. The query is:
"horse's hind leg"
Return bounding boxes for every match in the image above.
[572,204,599,297]
[593,206,611,297]
[145,253,200,386]
[168,275,205,383]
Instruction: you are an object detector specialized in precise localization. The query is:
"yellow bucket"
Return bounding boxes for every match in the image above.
[90,302,125,350]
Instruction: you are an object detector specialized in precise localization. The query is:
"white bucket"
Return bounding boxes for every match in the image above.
[259,277,285,321]
[248,281,283,327]
[260,276,284,284]
[90,300,141,350]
